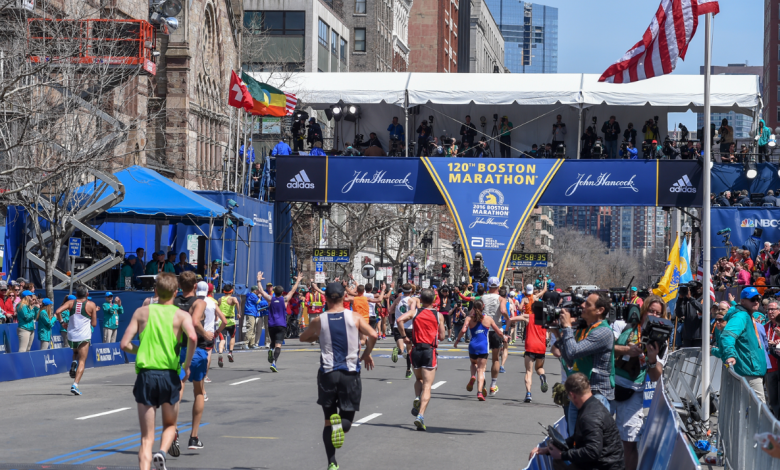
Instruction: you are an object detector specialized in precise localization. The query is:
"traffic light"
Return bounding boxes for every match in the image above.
[441,263,450,278]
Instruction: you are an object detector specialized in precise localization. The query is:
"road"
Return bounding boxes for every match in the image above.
[1,338,564,470]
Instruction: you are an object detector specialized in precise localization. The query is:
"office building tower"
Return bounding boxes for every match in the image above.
[484,0,557,73]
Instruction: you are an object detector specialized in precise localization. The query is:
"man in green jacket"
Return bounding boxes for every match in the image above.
[102,292,124,343]
[758,119,772,163]
[146,250,176,275]
[720,287,768,402]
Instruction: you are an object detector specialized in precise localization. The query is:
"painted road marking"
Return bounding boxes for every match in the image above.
[76,407,131,420]
[222,436,278,439]
[352,413,382,427]
[230,377,261,385]
[431,381,446,389]
[73,423,208,464]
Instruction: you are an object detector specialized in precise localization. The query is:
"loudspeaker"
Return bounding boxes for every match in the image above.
[197,236,207,275]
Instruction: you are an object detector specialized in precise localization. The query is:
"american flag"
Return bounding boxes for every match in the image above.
[696,250,716,301]
[284,92,298,116]
[599,0,720,83]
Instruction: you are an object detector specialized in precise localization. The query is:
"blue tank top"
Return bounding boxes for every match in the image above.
[468,320,489,355]
[268,296,287,328]
[319,310,361,373]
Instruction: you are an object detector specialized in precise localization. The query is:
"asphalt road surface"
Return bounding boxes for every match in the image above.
[2,338,564,470]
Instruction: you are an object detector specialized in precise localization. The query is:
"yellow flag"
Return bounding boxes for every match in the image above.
[653,235,682,303]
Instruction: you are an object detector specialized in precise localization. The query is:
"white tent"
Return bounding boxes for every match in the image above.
[250,72,761,158]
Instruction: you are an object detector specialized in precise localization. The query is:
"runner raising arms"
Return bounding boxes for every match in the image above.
[453,299,504,401]
[55,285,97,396]
[256,271,303,372]
[299,282,377,470]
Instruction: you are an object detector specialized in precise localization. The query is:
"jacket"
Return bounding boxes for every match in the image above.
[271,141,292,156]
[102,302,124,329]
[244,292,259,317]
[762,195,778,206]
[601,121,620,141]
[735,195,751,206]
[37,310,57,342]
[758,119,772,147]
[310,147,326,157]
[561,395,625,470]
[720,304,768,378]
[145,260,175,275]
[16,304,39,331]
[715,195,731,206]
[676,296,703,342]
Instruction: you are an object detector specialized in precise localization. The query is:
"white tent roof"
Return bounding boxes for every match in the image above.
[250,72,760,113]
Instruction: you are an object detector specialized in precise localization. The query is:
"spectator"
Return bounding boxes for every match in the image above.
[16,290,39,352]
[711,301,730,359]
[175,253,196,275]
[628,287,643,307]
[271,139,291,156]
[0,281,13,323]
[721,287,769,401]
[619,141,638,159]
[601,116,621,159]
[676,285,703,347]
[742,250,755,272]
[251,162,263,197]
[758,119,771,162]
[623,123,637,146]
[37,298,56,350]
[101,293,123,343]
[307,117,323,147]
[310,141,326,157]
[766,301,780,418]
[533,373,625,470]
[735,262,751,286]
[244,286,261,349]
[755,272,768,298]
[117,255,138,289]
[728,247,740,264]
[735,190,752,206]
[721,142,736,163]
[763,190,779,206]
[716,191,731,206]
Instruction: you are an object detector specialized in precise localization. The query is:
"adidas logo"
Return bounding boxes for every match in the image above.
[669,174,697,193]
[287,170,315,189]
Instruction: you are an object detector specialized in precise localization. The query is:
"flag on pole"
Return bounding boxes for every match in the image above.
[653,235,682,303]
[285,92,298,116]
[696,249,704,281]
[228,71,254,112]
[679,236,693,284]
[240,72,289,117]
[599,0,720,83]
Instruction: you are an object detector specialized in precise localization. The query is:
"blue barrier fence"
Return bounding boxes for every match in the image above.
[0,341,128,382]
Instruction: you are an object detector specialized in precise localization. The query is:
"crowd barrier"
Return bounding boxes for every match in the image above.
[719,366,780,470]
[664,347,722,417]
[0,342,129,382]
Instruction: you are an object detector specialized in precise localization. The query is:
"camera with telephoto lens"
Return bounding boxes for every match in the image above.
[533,295,585,329]
[642,316,673,357]
[469,252,489,284]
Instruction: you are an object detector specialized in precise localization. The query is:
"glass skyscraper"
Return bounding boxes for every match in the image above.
[484,1,557,73]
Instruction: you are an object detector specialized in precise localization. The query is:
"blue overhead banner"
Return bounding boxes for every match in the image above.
[538,159,657,206]
[710,208,780,261]
[421,157,564,283]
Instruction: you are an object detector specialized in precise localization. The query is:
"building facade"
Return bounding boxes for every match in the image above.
[484,0,556,74]
[338,0,409,72]
[696,64,762,140]
[609,206,665,254]
[555,207,612,246]
[765,0,780,131]
[407,0,459,72]
[392,0,413,71]
[470,0,505,73]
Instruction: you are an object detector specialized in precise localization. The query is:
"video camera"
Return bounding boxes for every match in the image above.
[532,295,586,329]
[469,252,489,284]
[643,315,674,350]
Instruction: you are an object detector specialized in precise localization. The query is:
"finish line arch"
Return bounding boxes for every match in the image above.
[276,156,703,283]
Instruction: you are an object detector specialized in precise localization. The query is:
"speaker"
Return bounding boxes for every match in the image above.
[197,235,207,276]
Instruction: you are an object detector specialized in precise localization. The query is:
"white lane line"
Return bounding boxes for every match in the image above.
[76,407,131,420]
[230,377,261,386]
[352,413,382,427]
[431,381,446,389]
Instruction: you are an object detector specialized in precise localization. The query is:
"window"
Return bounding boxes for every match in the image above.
[340,38,347,60]
[356,0,366,14]
[319,19,329,47]
[354,28,366,51]
[242,11,305,72]
[331,31,339,55]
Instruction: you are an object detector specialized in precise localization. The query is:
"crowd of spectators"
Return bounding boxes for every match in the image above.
[712,189,780,207]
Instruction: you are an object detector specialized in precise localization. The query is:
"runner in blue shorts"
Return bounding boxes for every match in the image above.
[454,300,504,401]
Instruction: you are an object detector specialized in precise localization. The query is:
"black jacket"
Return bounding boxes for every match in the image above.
[307,123,323,143]
[715,195,730,206]
[735,195,752,206]
[562,396,624,470]
[601,121,621,141]
[460,122,477,144]
[623,128,637,145]
[676,296,703,343]
[365,137,383,150]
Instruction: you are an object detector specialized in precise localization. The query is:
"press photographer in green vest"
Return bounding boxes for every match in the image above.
[551,293,615,435]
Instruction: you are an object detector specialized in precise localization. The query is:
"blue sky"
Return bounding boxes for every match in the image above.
[536,0,764,128]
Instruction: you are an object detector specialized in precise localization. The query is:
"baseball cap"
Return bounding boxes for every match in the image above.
[652,140,658,144]
[21,290,32,298]
[740,287,760,300]
[127,255,137,261]
[0,280,7,290]
[105,292,113,297]
[631,286,638,292]
[196,281,209,297]
[525,284,534,294]
[207,283,215,294]
[325,282,346,300]
[67,295,77,300]
[41,298,53,306]
[488,276,500,288]
[156,250,165,256]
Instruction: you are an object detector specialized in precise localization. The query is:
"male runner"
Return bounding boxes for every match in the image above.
[345,282,385,345]
[120,273,197,470]
[390,283,415,378]
[187,281,228,449]
[55,286,97,396]
[509,284,549,402]
[257,271,303,371]
[481,277,508,396]
[299,282,377,470]
[216,284,241,365]
[395,288,446,430]
[497,287,515,373]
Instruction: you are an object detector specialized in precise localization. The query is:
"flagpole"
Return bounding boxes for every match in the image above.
[701,12,713,425]
[234,108,242,192]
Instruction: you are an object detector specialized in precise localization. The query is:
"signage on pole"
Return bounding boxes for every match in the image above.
[68,238,82,257]
[315,261,324,272]
[361,264,376,279]
[312,248,351,263]
[315,272,326,283]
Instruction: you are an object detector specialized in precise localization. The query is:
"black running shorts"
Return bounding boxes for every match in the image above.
[393,328,414,342]
[368,317,378,327]
[524,351,546,361]
[317,369,362,412]
[223,325,236,337]
[488,330,504,350]
[469,353,489,360]
[411,346,437,369]
[133,369,182,407]
[268,326,286,346]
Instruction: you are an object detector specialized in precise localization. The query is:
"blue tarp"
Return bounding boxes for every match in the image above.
[712,162,780,196]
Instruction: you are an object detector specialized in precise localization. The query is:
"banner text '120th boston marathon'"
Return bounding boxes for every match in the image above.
[421,158,563,284]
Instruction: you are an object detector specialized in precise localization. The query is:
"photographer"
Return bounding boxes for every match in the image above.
[618,141,638,160]
[676,283,703,347]
[642,118,660,157]
[581,127,597,159]
[387,116,405,144]
[533,373,625,470]
[552,293,616,432]
[499,116,513,158]
[662,139,681,160]
[365,132,383,150]
[460,115,478,148]
[306,117,323,148]
[552,115,567,150]
[292,116,306,152]
[416,120,432,157]
[601,116,621,159]
[718,118,734,156]
[623,123,637,147]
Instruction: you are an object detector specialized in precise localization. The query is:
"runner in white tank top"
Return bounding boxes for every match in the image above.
[55,287,97,396]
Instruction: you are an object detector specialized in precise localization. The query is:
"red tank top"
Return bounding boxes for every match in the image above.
[412,308,439,347]
[525,299,547,355]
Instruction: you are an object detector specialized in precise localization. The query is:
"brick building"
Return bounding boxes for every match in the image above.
[408,0,459,72]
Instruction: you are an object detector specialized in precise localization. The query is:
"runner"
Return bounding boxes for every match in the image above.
[299,282,377,470]
[55,286,97,396]
[216,284,241,366]
[453,299,504,400]
[345,282,385,346]
[390,283,415,378]
[395,288,446,430]
[120,272,197,470]
[498,287,515,373]
[480,277,507,396]
[256,271,303,372]
[438,286,455,341]
[509,284,549,402]
[186,280,228,450]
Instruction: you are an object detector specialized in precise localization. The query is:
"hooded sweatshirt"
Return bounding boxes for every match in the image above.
[758,119,772,147]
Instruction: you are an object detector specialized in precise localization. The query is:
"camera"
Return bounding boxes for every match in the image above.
[493,113,499,122]
[642,316,673,357]
[469,252,489,284]
[533,296,586,329]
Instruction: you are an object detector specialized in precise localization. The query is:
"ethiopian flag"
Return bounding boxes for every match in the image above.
[240,72,288,117]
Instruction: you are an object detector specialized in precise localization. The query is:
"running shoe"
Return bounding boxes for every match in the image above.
[525,392,532,403]
[70,384,82,396]
[270,363,278,372]
[204,377,211,383]
[188,436,204,450]
[267,349,274,364]
[391,347,399,363]
[328,463,339,470]
[540,374,548,393]
[414,414,426,431]
[218,355,223,368]
[489,385,498,397]
[412,397,421,416]
[466,376,476,392]
[228,352,234,363]
[203,393,209,402]
[152,451,168,470]
[69,361,77,379]
[499,366,506,373]
[168,430,180,457]
[482,386,488,396]
[477,392,486,401]
[405,369,412,379]
[330,414,345,449]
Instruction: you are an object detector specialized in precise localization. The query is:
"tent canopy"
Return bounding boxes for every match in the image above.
[81,166,254,226]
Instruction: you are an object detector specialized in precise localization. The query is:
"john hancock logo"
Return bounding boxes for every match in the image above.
[471,188,509,229]
[44,354,57,372]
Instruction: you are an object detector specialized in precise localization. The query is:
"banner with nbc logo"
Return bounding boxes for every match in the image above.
[710,208,780,263]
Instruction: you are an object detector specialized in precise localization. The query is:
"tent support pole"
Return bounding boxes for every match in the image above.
[220,215,227,292]
[576,105,583,159]
[701,11,713,426]
[246,226,252,286]
[404,90,409,158]
[232,225,239,285]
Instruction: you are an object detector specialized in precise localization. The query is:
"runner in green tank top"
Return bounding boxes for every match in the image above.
[216,284,241,365]
[121,273,197,470]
